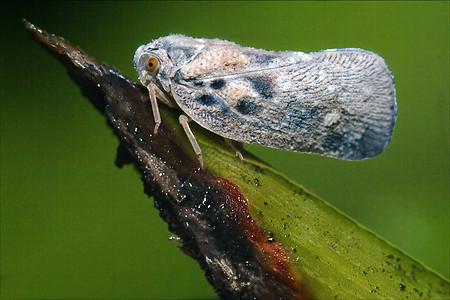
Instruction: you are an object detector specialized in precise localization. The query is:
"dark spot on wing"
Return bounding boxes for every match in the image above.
[210,79,225,89]
[220,104,231,114]
[283,106,321,141]
[358,126,388,158]
[192,80,204,87]
[322,132,347,156]
[236,98,260,115]
[247,76,274,99]
[302,107,319,122]
[197,94,218,106]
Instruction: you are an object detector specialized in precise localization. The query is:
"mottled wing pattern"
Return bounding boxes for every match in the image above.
[170,41,396,160]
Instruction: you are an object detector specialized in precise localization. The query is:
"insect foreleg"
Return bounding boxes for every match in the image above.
[179,114,205,170]
[147,85,161,134]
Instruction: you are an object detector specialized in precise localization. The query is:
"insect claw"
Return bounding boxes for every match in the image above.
[236,151,244,162]
[224,138,244,162]
[198,153,205,171]
[153,122,160,135]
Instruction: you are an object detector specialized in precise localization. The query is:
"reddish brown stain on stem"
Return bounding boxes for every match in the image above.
[217,177,309,300]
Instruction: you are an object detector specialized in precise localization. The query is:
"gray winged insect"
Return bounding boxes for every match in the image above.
[134,35,397,169]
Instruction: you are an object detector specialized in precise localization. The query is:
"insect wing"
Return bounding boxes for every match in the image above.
[170,43,396,160]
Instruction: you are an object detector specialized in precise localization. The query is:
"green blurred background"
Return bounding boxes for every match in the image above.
[1,1,448,299]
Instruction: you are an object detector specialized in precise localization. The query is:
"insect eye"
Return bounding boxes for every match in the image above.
[146,57,159,71]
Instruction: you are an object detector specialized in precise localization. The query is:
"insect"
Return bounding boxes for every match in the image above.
[134,35,397,169]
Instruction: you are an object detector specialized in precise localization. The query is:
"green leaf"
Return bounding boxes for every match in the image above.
[200,135,449,298]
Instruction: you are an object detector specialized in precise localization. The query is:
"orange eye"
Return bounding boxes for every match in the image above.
[146,57,158,71]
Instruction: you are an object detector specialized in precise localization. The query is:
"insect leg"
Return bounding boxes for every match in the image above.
[179,115,205,170]
[154,84,176,107]
[224,138,244,162]
[147,85,161,134]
